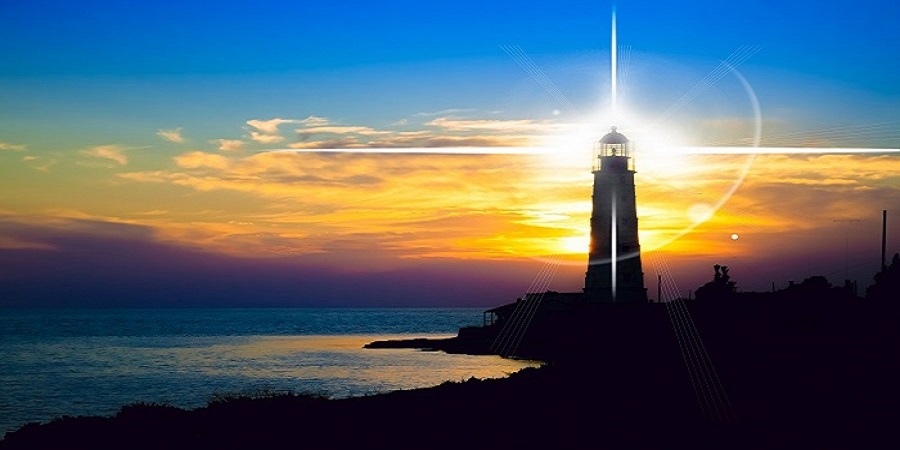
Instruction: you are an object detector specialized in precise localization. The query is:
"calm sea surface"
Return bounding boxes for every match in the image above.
[0,308,538,437]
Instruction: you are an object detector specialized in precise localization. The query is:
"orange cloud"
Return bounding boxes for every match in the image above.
[8,113,894,296]
[174,151,230,170]
[297,126,390,136]
[289,138,364,149]
[246,118,299,135]
[250,131,285,144]
[0,142,27,152]
[81,145,128,166]
[213,139,245,153]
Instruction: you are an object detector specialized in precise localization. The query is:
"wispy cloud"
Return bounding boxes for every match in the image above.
[366,135,534,148]
[212,139,245,153]
[157,128,185,143]
[247,118,299,143]
[246,116,333,144]
[298,116,330,127]
[289,138,364,149]
[90,114,900,284]
[426,117,567,133]
[250,131,285,144]
[413,108,477,117]
[118,171,169,183]
[247,116,338,144]
[247,118,298,135]
[37,137,891,299]
[0,142,27,152]
[242,114,562,151]
[116,148,573,260]
[82,145,128,166]
[22,155,57,172]
[174,151,230,170]
[297,125,390,136]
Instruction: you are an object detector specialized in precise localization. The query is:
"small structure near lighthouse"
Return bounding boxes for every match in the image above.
[584,127,648,302]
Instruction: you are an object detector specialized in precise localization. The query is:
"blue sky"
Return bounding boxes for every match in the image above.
[3,1,898,77]
[2,0,898,152]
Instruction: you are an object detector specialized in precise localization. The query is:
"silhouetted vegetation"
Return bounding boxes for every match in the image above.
[694,264,737,301]
[4,263,899,449]
[868,252,900,302]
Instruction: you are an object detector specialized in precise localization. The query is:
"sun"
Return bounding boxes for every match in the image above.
[558,235,590,254]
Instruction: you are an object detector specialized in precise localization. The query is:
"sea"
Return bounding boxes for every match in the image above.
[0,308,538,437]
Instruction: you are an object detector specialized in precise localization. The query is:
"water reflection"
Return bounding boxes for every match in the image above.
[0,334,539,435]
[168,335,539,392]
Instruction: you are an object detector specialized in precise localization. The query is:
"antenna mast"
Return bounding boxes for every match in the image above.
[833,219,860,280]
[883,210,888,271]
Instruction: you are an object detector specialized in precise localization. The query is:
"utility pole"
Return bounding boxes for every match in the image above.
[833,219,860,281]
[657,274,662,303]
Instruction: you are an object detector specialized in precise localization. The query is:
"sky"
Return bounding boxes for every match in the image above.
[1,0,899,307]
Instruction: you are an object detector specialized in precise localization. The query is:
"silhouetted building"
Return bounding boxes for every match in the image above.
[584,127,647,302]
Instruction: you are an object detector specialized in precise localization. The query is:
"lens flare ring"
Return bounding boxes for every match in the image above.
[543,63,762,267]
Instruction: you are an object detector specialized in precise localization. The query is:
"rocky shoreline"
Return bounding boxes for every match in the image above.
[5,268,900,449]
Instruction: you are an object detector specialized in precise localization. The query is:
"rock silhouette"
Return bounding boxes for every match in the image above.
[4,263,900,449]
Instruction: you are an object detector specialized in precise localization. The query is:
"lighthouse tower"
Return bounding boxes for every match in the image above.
[584,127,648,303]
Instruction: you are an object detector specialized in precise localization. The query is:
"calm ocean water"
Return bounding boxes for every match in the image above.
[0,308,538,437]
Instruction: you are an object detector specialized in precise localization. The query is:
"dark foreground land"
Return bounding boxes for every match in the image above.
[3,268,900,449]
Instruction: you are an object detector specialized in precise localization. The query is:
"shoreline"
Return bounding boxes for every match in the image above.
[0,329,531,439]
[5,276,900,448]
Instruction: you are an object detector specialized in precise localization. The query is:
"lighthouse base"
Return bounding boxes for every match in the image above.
[583,286,648,303]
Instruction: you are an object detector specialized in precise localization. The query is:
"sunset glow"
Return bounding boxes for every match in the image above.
[1,0,898,306]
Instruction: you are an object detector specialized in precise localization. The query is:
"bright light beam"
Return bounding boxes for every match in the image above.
[268,146,899,156]
[672,146,900,155]
[500,44,579,114]
[269,147,549,155]
[611,6,617,119]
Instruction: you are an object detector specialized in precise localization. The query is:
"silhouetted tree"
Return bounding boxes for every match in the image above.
[694,264,737,301]
[867,252,900,302]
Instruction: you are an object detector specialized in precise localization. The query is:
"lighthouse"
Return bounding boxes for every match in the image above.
[584,126,648,302]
